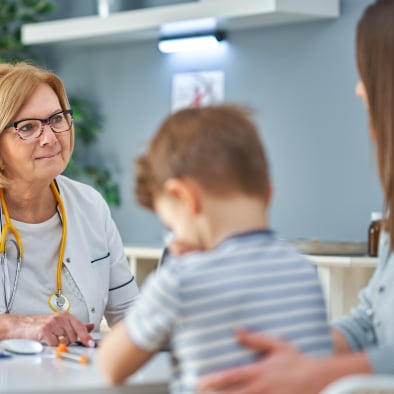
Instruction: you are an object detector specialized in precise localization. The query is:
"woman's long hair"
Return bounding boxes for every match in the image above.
[357,0,394,249]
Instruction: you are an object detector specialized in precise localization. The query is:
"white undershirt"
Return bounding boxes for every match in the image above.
[0,213,89,322]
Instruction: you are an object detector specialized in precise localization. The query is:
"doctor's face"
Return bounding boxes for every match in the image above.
[0,83,72,186]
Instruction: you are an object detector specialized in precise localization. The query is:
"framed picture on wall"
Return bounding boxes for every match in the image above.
[172,70,225,112]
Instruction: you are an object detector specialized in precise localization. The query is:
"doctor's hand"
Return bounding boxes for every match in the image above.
[197,330,320,394]
[10,313,95,347]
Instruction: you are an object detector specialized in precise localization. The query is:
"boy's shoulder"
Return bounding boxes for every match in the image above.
[163,230,313,276]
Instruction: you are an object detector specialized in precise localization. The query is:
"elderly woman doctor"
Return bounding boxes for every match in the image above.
[0,62,138,347]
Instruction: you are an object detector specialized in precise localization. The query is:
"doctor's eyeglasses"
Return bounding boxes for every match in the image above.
[5,109,73,141]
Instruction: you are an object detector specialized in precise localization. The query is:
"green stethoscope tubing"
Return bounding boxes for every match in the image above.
[0,180,69,313]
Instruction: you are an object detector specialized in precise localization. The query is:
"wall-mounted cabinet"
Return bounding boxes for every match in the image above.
[22,0,339,46]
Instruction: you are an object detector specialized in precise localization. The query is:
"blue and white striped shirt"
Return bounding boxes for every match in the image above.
[125,230,332,393]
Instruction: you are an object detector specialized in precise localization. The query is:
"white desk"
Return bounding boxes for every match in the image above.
[0,346,170,394]
[124,246,378,319]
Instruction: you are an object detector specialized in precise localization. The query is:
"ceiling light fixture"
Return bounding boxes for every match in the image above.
[158,31,225,54]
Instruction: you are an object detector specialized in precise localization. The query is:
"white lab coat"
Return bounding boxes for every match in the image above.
[0,175,139,329]
[56,175,139,328]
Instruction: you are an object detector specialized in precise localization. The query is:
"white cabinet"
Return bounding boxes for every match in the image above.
[124,246,377,319]
[22,0,339,46]
[124,246,163,287]
[307,255,377,319]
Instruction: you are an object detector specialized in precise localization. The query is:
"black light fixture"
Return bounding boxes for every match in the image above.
[158,31,226,54]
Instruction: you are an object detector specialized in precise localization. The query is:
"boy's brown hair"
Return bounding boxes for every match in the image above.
[135,104,270,210]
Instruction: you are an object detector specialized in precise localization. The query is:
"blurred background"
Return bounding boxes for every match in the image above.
[13,0,379,247]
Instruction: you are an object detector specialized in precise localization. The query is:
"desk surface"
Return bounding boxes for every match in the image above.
[307,255,377,268]
[0,346,170,394]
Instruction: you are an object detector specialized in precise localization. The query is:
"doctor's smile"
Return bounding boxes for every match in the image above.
[35,152,61,160]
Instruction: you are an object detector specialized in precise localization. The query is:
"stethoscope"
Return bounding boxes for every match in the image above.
[0,180,70,314]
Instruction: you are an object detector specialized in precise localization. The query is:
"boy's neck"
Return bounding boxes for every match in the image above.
[198,193,269,250]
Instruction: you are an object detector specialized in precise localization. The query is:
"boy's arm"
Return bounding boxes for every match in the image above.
[98,263,179,385]
[98,321,155,385]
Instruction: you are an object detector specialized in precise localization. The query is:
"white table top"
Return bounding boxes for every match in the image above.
[0,345,170,394]
[124,245,379,267]
[307,254,378,268]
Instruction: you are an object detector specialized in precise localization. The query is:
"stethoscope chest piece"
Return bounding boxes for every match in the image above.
[48,291,70,313]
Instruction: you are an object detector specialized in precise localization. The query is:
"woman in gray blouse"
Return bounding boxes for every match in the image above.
[198,0,394,393]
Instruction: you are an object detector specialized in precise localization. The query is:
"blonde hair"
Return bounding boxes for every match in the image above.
[357,0,394,248]
[0,62,73,187]
[135,104,270,210]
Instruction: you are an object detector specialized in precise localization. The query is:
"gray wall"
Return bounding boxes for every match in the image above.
[37,0,381,247]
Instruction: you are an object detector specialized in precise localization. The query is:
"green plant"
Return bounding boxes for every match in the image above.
[66,97,121,206]
[0,0,54,62]
[0,0,121,205]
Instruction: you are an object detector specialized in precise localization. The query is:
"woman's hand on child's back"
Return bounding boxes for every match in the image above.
[197,330,319,394]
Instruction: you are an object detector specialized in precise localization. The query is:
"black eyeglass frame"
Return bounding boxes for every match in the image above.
[5,109,74,141]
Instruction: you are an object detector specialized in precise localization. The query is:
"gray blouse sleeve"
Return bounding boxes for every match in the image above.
[332,231,394,373]
[367,344,394,374]
[331,281,378,351]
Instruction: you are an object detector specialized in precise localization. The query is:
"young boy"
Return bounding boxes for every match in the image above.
[98,105,332,393]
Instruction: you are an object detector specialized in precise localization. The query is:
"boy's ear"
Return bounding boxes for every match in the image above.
[163,178,201,214]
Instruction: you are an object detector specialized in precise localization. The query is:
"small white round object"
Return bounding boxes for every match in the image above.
[0,339,43,355]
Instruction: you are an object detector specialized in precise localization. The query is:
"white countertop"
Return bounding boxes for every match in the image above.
[306,254,377,268]
[124,246,378,267]
[0,346,170,394]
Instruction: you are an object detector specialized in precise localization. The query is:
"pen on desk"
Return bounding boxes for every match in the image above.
[55,344,90,364]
